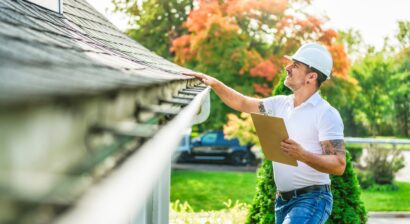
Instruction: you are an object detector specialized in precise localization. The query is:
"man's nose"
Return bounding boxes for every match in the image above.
[285,64,292,73]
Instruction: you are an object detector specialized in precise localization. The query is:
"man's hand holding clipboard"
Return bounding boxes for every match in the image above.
[250,113,298,166]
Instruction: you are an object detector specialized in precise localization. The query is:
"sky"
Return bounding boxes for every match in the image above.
[86,0,410,50]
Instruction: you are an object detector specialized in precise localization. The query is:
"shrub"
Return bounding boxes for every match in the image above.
[346,145,363,162]
[355,169,375,189]
[363,146,405,185]
[246,160,276,224]
[170,200,249,223]
[326,152,367,224]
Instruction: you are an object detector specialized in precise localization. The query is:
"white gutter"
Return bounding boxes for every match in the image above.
[56,87,211,224]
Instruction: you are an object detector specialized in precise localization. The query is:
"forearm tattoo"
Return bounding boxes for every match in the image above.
[258,101,266,113]
[320,139,346,155]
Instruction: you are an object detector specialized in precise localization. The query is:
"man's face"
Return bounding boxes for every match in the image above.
[284,61,310,91]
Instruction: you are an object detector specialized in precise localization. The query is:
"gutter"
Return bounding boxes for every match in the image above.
[56,86,211,224]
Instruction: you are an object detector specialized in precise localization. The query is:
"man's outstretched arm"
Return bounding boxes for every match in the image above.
[184,73,263,113]
[280,139,346,176]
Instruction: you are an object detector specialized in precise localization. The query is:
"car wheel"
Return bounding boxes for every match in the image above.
[231,151,250,166]
[177,151,189,163]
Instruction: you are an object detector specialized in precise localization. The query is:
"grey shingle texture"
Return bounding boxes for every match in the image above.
[0,0,193,104]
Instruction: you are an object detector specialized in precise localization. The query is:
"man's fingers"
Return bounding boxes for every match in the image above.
[280,141,292,147]
[181,72,196,76]
[283,139,295,144]
[182,72,203,78]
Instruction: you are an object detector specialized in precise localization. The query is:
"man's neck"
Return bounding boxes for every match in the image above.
[292,87,317,107]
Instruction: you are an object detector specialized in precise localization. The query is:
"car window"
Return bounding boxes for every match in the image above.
[201,133,218,144]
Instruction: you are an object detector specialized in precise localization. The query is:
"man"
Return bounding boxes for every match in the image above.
[185,42,346,224]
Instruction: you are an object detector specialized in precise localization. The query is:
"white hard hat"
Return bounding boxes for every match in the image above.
[285,43,333,79]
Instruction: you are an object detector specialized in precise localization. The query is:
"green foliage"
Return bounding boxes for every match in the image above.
[337,28,365,60]
[345,145,363,162]
[391,47,410,137]
[349,52,397,136]
[355,169,375,189]
[366,183,399,192]
[170,200,249,223]
[352,145,405,188]
[319,76,363,136]
[112,0,193,59]
[396,21,410,48]
[246,160,276,224]
[327,152,367,224]
[363,146,405,185]
[190,27,257,129]
[272,71,292,96]
[343,21,410,137]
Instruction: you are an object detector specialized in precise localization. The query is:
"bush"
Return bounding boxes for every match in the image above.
[346,145,363,162]
[246,160,276,224]
[170,200,249,223]
[366,183,399,192]
[355,169,375,189]
[326,152,367,224]
[364,146,405,185]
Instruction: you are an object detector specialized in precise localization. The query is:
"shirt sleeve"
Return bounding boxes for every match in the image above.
[261,95,287,116]
[318,107,344,141]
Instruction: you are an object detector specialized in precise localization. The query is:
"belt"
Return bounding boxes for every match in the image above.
[277,184,331,201]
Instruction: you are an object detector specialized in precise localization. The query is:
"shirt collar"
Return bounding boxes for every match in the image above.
[287,91,322,107]
[305,91,322,106]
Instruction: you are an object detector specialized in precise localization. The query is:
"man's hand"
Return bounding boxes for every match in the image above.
[182,72,262,113]
[182,72,218,87]
[280,139,307,161]
[281,138,346,175]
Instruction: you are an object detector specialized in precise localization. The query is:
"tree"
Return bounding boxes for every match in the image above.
[392,48,410,137]
[392,21,410,137]
[171,0,350,129]
[112,0,193,59]
[349,52,397,136]
[396,21,410,48]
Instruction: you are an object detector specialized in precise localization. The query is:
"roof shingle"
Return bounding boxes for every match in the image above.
[0,0,193,104]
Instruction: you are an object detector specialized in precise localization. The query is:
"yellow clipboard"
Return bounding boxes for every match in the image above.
[250,113,298,166]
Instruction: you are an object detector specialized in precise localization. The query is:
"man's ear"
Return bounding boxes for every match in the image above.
[307,71,318,83]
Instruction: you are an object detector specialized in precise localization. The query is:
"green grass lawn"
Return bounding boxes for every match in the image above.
[171,170,410,212]
[361,182,410,211]
[171,170,256,211]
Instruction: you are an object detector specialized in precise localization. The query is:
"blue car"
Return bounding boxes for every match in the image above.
[177,130,257,166]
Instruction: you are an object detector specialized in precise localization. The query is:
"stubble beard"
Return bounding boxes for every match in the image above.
[284,77,295,92]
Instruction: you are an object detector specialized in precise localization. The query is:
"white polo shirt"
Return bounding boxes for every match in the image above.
[262,91,344,192]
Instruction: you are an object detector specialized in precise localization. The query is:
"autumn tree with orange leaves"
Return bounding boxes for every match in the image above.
[171,0,353,129]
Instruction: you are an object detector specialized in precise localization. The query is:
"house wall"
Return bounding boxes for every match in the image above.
[0,79,197,223]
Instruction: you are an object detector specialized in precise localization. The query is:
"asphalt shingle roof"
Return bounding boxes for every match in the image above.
[0,0,193,104]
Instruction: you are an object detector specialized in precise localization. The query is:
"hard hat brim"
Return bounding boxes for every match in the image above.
[284,55,293,61]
